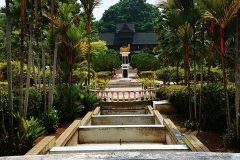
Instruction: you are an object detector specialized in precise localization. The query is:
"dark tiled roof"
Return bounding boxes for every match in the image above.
[116,23,135,32]
[99,33,119,45]
[133,33,157,44]
[99,32,157,45]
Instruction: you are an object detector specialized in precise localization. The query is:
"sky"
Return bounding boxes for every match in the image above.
[0,0,159,20]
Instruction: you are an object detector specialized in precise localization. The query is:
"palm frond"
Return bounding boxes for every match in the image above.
[197,0,240,28]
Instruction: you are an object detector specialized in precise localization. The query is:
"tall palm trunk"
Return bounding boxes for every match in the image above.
[235,9,240,141]
[35,0,41,90]
[207,18,214,84]
[24,0,34,118]
[192,0,197,123]
[198,18,205,134]
[185,44,193,120]
[32,54,37,89]
[176,61,179,85]
[5,0,13,150]
[47,0,56,112]
[220,26,230,134]
[0,87,6,136]
[20,0,26,116]
[87,20,91,85]
[48,38,58,111]
[39,0,47,112]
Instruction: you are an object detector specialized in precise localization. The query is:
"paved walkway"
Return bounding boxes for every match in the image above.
[106,67,142,91]
[93,68,156,100]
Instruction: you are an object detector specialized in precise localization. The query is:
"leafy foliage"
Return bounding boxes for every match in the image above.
[156,67,184,84]
[79,85,100,114]
[41,108,60,133]
[96,0,160,32]
[156,83,236,131]
[92,53,121,72]
[131,53,160,72]
[53,84,84,122]
[12,112,46,155]
[90,40,108,60]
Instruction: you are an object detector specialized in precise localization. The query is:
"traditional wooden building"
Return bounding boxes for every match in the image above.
[99,23,157,53]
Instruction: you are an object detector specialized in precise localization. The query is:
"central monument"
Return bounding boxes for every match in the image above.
[120,44,131,81]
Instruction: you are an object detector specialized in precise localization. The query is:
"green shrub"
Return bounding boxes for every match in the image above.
[13,112,46,155]
[96,71,111,79]
[53,84,84,122]
[0,61,38,87]
[131,53,160,71]
[41,108,60,133]
[156,67,184,84]
[92,53,121,72]
[189,66,222,82]
[139,71,155,79]
[79,85,100,114]
[201,83,235,131]
[156,83,235,131]
[156,85,188,114]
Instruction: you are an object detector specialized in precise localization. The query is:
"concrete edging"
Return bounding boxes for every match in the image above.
[25,136,56,155]
[183,134,210,152]
[56,120,81,146]
[81,112,92,126]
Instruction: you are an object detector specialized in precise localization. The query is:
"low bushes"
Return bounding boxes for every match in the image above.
[131,53,160,72]
[95,71,111,79]
[156,83,235,132]
[156,66,225,84]
[139,71,155,78]
[53,84,84,122]
[156,67,184,84]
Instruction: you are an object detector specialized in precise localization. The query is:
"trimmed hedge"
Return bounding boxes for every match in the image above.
[140,71,155,78]
[156,67,184,84]
[156,83,235,132]
[95,71,111,79]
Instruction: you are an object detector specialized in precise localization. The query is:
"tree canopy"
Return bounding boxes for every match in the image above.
[92,53,121,72]
[96,0,160,32]
[131,52,160,72]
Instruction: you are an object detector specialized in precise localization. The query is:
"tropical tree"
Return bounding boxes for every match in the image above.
[5,0,13,151]
[90,40,108,60]
[155,4,184,85]
[97,0,160,32]
[236,9,240,141]
[19,0,26,116]
[79,0,101,85]
[92,53,121,72]
[197,0,240,136]
[44,3,87,84]
[157,0,201,121]
[131,53,160,72]
[0,13,6,60]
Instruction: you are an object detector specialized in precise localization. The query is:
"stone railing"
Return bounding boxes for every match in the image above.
[90,89,156,102]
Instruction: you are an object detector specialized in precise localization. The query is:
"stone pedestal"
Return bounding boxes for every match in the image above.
[120,52,131,81]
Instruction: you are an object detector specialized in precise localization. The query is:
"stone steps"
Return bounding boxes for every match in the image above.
[50,144,189,154]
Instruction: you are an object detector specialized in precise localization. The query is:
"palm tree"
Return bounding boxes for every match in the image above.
[155,10,185,85]
[177,22,194,120]
[236,9,240,141]
[158,0,199,121]
[197,0,240,135]
[5,0,13,149]
[23,0,34,118]
[79,0,101,85]
[20,0,26,116]
[48,0,57,112]
[38,0,47,112]
[44,3,87,84]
